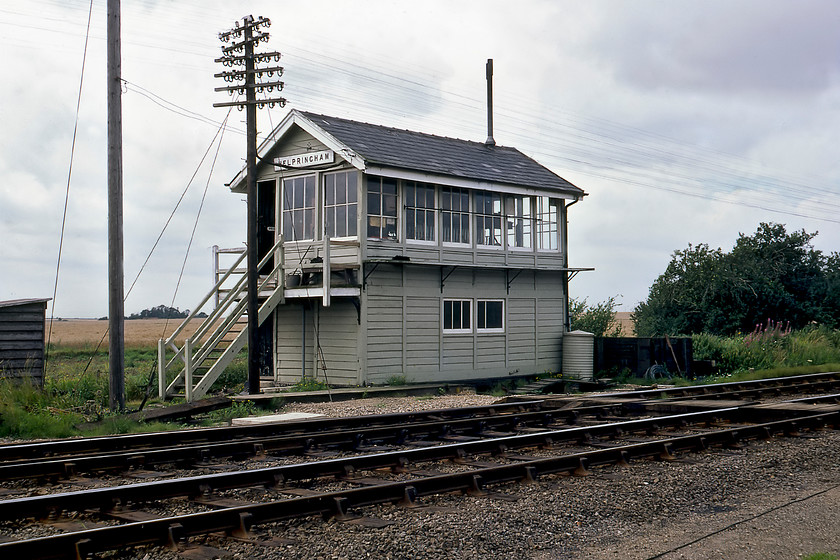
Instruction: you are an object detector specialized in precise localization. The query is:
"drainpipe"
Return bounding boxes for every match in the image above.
[562,197,580,332]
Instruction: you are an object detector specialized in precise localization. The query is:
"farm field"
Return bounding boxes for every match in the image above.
[46,318,210,349]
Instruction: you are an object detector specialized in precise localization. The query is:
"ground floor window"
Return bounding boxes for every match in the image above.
[477,299,505,332]
[442,299,504,333]
[443,299,471,333]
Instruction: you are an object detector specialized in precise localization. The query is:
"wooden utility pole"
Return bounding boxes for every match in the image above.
[107,0,125,411]
[214,16,285,394]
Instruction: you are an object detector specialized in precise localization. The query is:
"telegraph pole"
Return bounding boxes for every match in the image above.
[214,16,285,394]
[107,0,125,411]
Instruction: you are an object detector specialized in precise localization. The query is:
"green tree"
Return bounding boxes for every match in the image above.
[569,296,623,337]
[634,222,839,336]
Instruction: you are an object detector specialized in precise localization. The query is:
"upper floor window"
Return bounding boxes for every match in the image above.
[366,176,398,240]
[536,197,560,251]
[506,195,532,249]
[475,191,503,247]
[324,171,358,238]
[404,181,436,242]
[282,175,316,241]
[441,187,470,245]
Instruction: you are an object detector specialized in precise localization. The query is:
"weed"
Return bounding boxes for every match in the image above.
[386,375,408,386]
[286,377,329,392]
[802,554,837,560]
[199,401,258,426]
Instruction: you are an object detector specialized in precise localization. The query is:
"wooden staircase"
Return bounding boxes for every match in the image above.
[158,240,285,401]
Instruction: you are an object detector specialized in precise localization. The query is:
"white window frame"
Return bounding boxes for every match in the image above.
[282,174,317,242]
[505,195,533,251]
[404,181,437,244]
[324,170,358,239]
[366,176,399,241]
[442,299,472,334]
[475,191,503,249]
[476,299,505,333]
[440,186,471,246]
[536,196,560,252]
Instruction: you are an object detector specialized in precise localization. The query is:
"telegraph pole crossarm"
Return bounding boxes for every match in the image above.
[214,15,286,396]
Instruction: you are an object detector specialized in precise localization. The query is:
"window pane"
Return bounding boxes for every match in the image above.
[478,302,485,329]
[485,301,503,329]
[462,301,471,329]
[384,192,397,217]
[368,216,380,238]
[384,218,397,239]
[405,183,415,207]
[406,208,415,240]
[461,214,470,244]
[326,207,335,238]
[442,189,452,210]
[335,205,346,238]
[368,192,380,215]
[347,204,357,236]
[325,175,335,205]
[292,180,303,208]
[443,301,453,330]
[303,208,314,239]
[442,214,452,243]
[347,173,357,202]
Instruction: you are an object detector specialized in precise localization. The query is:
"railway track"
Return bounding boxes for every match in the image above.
[1,372,839,559]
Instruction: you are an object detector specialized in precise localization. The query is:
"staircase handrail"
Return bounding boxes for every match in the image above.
[161,237,285,383]
[164,248,247,346]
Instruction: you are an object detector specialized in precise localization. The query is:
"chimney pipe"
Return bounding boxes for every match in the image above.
[485,58,495,146]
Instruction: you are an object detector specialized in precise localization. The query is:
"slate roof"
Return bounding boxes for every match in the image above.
[297,111,584,196]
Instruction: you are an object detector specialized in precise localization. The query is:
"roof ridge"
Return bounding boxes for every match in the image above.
[297,110,518,152]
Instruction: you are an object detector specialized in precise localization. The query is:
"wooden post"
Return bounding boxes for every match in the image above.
[158,338,166,399]
[244,18,260,395]
[107,0,125,412]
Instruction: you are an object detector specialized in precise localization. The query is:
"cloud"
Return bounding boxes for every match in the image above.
[590,0,840,95]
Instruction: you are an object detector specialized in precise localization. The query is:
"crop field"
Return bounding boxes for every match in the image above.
[46,318,210,349]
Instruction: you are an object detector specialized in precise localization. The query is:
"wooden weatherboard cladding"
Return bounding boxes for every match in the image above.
[0,299,50,386]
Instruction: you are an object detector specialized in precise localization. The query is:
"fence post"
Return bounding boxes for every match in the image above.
[158,338,166,399]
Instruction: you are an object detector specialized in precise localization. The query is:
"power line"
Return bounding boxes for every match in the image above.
[46,0,94,369]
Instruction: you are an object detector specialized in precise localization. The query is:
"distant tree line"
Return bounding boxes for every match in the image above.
[127,305,207,320]
[633,223,840,336]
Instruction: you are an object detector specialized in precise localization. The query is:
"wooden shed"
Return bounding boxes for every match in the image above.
[0,298,50,386]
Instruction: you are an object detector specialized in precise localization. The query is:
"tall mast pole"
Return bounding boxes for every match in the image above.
[107,0,125,411]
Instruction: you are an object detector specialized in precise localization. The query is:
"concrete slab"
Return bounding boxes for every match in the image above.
[231,412,325,426]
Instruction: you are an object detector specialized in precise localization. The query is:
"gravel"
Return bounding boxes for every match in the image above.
[4,392,840,559]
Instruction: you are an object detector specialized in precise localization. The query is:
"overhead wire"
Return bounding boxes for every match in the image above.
[138,108,232,410]
[46,0,94,370]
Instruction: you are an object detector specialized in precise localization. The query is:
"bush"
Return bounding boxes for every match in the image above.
[693,325,840,376]
[569,296,623,337]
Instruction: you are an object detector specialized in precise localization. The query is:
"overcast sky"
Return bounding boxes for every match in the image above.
[2,0,839,319]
